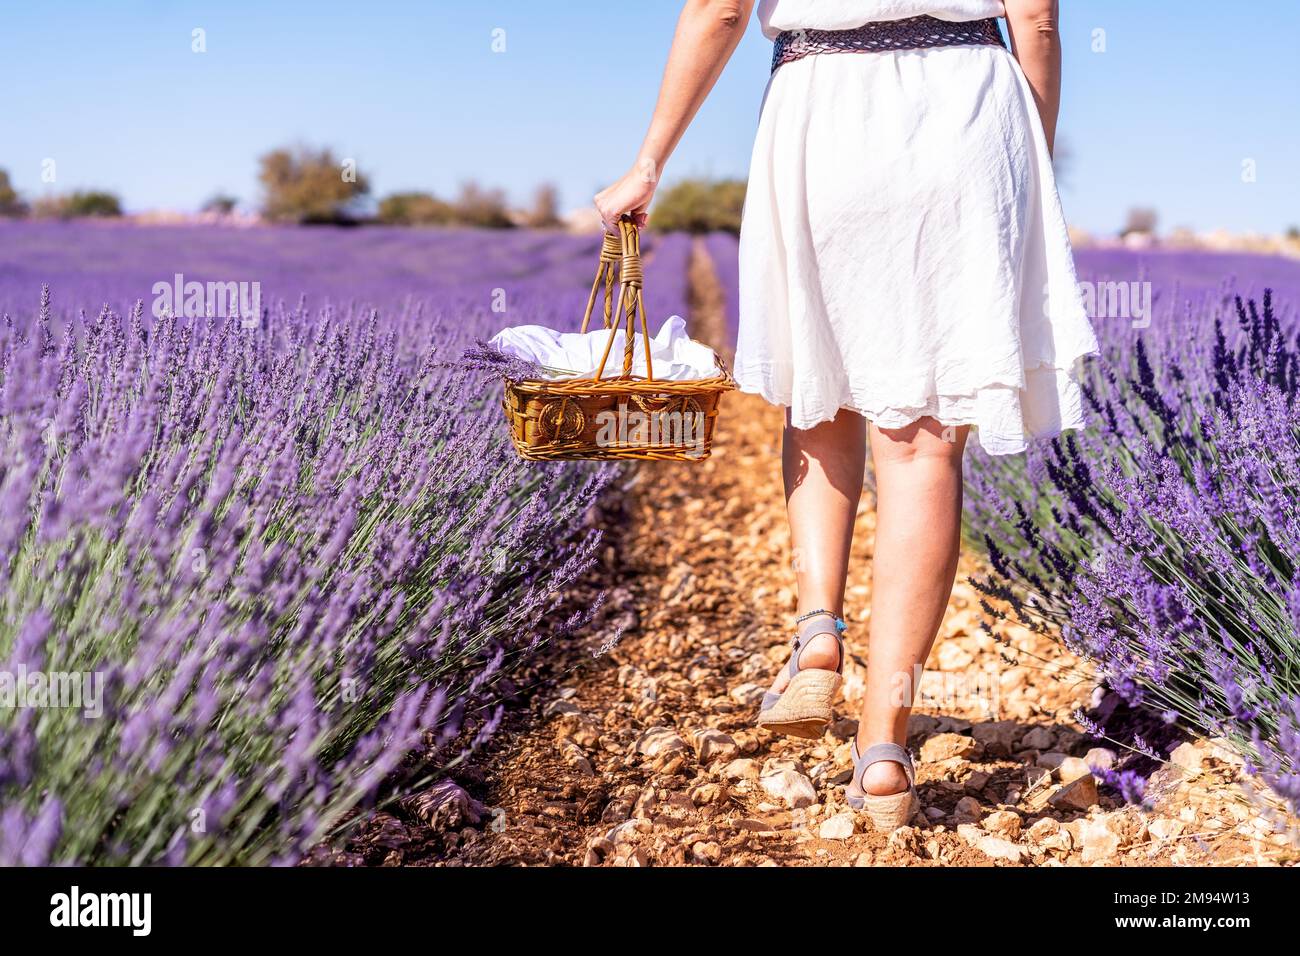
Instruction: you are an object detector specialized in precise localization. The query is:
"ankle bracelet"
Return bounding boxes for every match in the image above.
[796,608,847,633]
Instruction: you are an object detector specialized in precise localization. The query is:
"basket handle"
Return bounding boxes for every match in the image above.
[578,217,655,383]
[578,231,622,335]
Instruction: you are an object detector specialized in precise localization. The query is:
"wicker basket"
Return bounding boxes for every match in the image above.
[502,218,735,461]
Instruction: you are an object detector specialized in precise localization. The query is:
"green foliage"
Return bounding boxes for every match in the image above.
[375,182,518,229]
[32,191,122,219]
[1121,206,1158,238]
[522,183,563,229]
[201,193,239,215]
[0,168,25,217]
[450,182,514,229]
[258,146,370,224]
[650,178,746,235]
[376,191,455,226]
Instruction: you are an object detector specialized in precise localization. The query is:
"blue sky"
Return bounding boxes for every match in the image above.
[3,0,1297,235]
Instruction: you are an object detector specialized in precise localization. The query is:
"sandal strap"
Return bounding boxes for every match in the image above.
[788,614,846,678]
[850,740,914,788]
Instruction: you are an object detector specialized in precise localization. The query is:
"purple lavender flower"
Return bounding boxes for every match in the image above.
[962,266,1300,813]
[0,221,619,863]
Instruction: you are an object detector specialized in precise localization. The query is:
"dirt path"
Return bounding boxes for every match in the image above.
[423,240,1288,868]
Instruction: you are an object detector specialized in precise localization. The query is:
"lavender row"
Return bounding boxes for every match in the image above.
[965,251,1300,811]
[702,232,740,343]
[0,223,622,864]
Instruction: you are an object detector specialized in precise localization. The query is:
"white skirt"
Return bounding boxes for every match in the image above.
[735,41,1099,455]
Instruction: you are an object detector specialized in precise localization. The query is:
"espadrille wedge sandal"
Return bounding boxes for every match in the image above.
[846,741,920,831]
[754,611,846,739]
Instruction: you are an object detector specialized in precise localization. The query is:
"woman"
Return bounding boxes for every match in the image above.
[595,0,1097,829]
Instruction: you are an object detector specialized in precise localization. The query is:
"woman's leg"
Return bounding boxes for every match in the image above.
[767,407,866,696]
[858,418,969,795]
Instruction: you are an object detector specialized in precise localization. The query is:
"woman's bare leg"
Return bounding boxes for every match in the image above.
[766,408,866,694]
[857,418,969,795]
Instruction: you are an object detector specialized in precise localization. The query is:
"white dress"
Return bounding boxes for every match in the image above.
[737,0,1099,455]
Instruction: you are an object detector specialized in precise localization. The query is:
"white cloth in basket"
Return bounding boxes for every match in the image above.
[490,316,721,382]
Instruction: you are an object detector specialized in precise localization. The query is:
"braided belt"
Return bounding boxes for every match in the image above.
[772,15,1005,72]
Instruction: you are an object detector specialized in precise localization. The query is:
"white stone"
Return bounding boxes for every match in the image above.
[1168,742,1204,773]
[1148,818,1186,842]
[936,642,974,671]
[692,728,738,764]
[1056,756,1093,783]
[1079,817,1122,863]
[721,758,760,781]
[759,769,817,809]
[1025,817,1060,844]
[819,812,857,840]
[636,726,688,757]
[1084,747,1118,771]
[730,682,768,706]
[976,835,1026,863]
[984,810,1023,839]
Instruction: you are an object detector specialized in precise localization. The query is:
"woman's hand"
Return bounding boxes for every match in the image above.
[594,162,658,233]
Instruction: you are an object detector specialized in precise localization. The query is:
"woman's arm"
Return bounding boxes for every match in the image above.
[594,0,755,231]
[1003,0,1062,156]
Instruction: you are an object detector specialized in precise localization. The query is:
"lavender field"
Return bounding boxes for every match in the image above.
[0,220,697,328]
[0,221,706,864]
[3,219,1299,865]
[963,252,1300,815]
